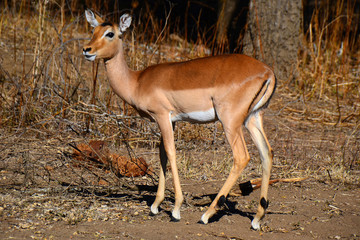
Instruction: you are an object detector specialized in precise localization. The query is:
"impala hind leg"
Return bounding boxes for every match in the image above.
[150,138,168,215]
[245,112,273,230]
[201,126,250,224]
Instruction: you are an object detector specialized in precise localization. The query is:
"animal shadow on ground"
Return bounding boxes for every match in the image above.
[61,182,256,224]
[192,194,254,224]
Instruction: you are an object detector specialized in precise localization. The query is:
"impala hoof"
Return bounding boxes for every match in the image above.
[200,214,209,224]
[200,206,217,225]
[198,219,206,225]
[171,210,181,222]
[150,205,159,216]
[251,219,261,230]
[170,216,180,222]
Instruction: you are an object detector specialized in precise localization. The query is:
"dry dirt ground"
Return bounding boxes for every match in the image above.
[0,180,359,240]
[1,104,359,240]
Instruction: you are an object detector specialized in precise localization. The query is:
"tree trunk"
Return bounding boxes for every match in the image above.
[242,0,303,82]
[217,0,238,46]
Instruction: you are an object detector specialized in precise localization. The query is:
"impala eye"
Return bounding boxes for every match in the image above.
[105,32,114,38]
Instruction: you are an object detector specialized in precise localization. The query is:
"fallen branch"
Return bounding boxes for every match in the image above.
[232,177,309,196]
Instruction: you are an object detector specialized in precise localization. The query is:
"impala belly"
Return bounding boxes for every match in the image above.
[171,108,217,123]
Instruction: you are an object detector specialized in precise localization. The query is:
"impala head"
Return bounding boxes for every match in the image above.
[83,9,132,61]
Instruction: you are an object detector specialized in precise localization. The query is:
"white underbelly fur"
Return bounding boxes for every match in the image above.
[171,108,216,123]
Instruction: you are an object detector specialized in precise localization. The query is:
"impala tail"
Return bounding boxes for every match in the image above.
[248,74,277,116]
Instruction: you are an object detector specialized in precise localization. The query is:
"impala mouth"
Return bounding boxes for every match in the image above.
[83,51,96,61]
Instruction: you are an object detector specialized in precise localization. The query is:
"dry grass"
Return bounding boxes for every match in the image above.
[0,4,359,240]
[0,0,359,198]
[296,0,360,124]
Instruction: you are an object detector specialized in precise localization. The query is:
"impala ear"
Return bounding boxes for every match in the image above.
[85,9,104,28]
[119,13,132,34]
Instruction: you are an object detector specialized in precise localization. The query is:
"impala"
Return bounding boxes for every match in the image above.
[82,10,277,230]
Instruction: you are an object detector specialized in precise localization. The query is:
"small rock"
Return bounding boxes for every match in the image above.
[19,222,31,229]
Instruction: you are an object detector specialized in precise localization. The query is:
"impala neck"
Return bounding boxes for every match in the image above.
[104,40,137,105]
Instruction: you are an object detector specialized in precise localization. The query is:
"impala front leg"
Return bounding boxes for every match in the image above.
[154,114,183,221]
[150,138,167,215]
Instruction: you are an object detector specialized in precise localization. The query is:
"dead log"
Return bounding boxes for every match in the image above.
[71,140,152,178]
